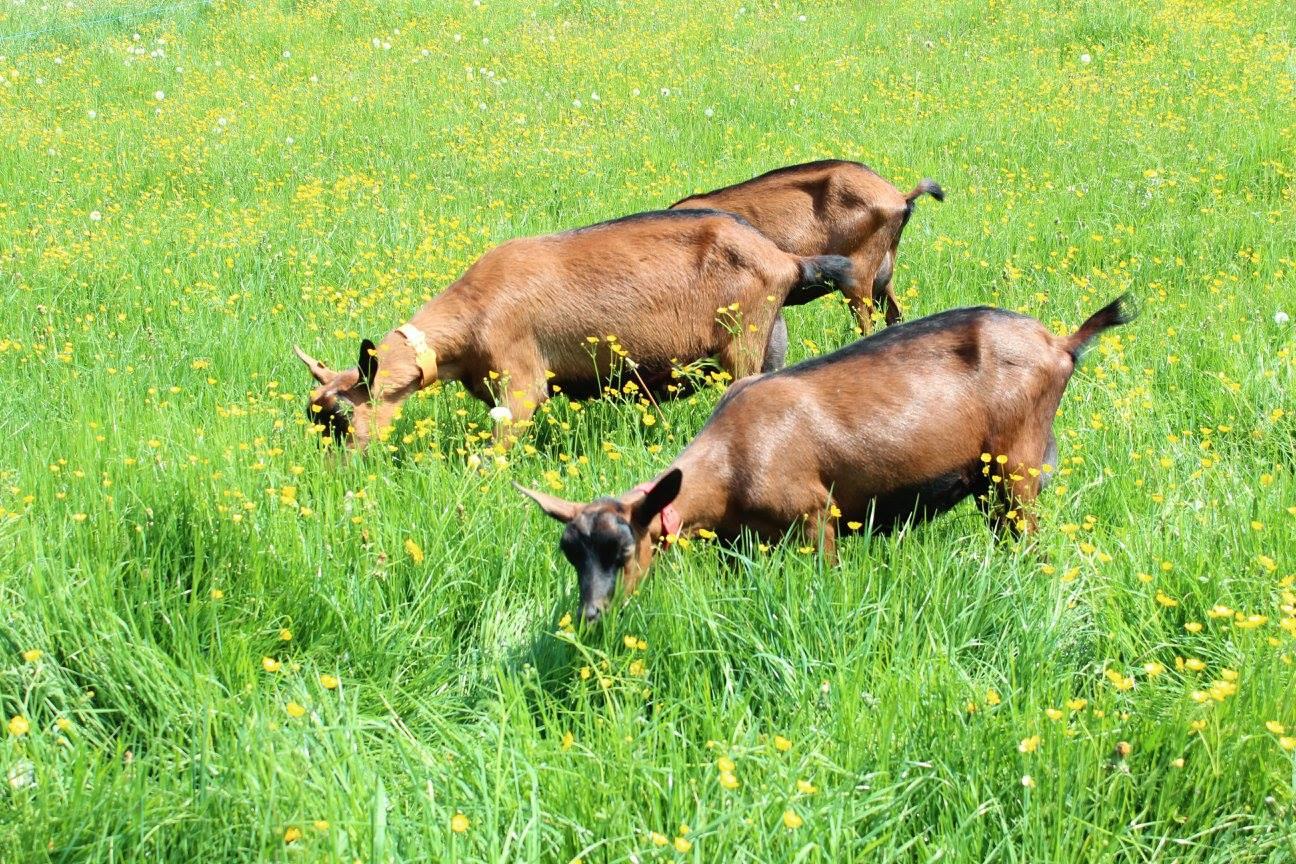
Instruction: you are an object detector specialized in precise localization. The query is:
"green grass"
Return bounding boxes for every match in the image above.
[2,0,1295,860]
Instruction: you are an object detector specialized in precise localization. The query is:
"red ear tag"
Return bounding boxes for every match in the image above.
[632,481,683,548]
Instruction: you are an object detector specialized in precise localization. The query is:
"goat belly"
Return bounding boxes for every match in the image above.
[847,468,979,534]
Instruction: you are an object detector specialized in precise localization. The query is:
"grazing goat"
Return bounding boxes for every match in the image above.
[295,209,853,449]
[519,296,1134,622]
[670,159,943,360]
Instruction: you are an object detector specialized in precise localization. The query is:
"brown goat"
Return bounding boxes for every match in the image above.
[518,296,1134,622]
[670,159,943,350]
[294,210,853,448]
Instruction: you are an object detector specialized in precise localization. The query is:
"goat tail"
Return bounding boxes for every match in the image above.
[786,255,855,306]
[1064,294,1138,360]
[905,178,945,203]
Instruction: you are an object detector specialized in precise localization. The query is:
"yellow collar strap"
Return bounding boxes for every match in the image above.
[396,323,438,388]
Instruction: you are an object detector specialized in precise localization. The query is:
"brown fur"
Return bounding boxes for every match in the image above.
[295,210,854,448]
[519,296,1134,621]
[671,159,943,333]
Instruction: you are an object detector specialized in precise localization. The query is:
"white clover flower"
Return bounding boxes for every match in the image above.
[1080,53,1091,63]
[154,89,165,100]
[89,210,101,221]
[572,98,581,108]
[704,107,714,117]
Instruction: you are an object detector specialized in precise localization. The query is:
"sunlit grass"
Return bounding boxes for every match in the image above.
[1,0,1295,861]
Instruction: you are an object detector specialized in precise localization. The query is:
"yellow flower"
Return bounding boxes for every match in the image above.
[1066,698,1087,711]
[1265,720,1285,735]
[561,731,574,751]
[986,688,1002,706]
[782,809,804,829]
[1143,662,1165,676]
[404,538,425,564]
[279,628,293,641]
[651,832,669,847]
[55,717,71,731]
[1280,737,1296,751]
[285,701,307,718]
[1189,719,1207,733]
[1104,668,1134,691]
[1044,708,1064,722]
[451,812,470,833]
[774,735,792,752]
[1017,735,1041,754]
[283,827,302,844]
[674,836,692,853]
[846,521,862,530]
[716,756,736,772]
[22,649,42,662]
[262,657,281,673]
[210,588,224,600]
[8,715,30,736]
[1184,658,1206,672]
[697,528,717,539]
[1154,591,1178,607]
[796,779,817,794]
[718,771,740,790]
[319,674,339,689]
[1184,622,1203,633]
[313,820,330,832]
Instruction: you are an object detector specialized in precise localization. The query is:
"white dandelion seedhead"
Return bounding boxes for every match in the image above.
[1275,310,1290,325]
[489,406,514,423]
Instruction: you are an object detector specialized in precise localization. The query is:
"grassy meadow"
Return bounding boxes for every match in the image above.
[2,0,1295,860]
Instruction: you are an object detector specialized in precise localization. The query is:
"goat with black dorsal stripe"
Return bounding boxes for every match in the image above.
[295,209,853,449]
[671,159,943,352]
[519,296,1135,623]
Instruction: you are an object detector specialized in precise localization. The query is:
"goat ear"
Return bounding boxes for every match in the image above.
[294,345,336,385]
[356,338,378,389]
[631,468,682,531]
[514,482,579,524]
